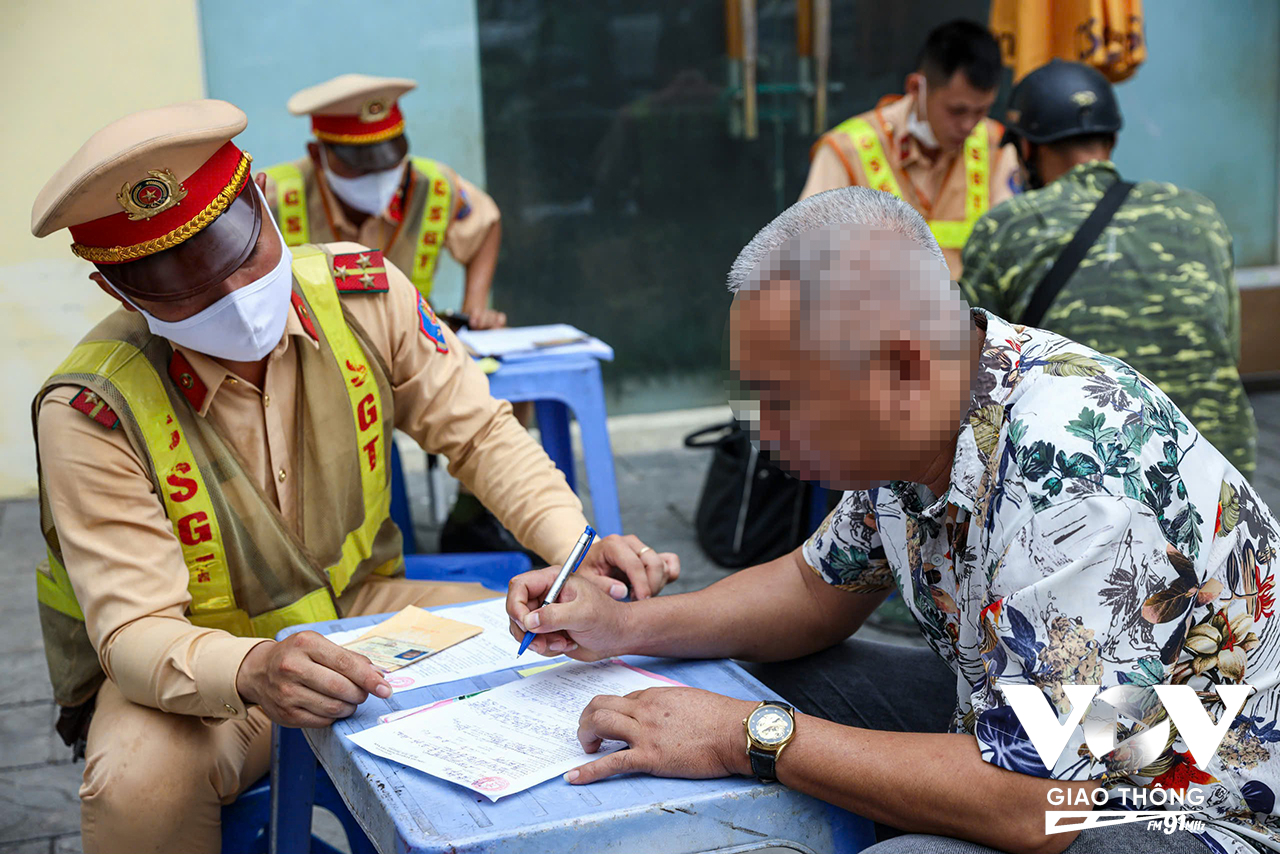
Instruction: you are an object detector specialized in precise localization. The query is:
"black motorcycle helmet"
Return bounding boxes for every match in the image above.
[1002,59,1123,146]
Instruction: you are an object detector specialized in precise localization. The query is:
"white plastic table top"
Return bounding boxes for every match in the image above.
[277,604,872,854]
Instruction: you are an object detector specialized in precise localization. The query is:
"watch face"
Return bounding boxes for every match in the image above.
[748,705,794,746]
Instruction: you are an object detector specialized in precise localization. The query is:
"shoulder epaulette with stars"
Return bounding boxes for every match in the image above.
[67,388,120,429]
[332,249,389,293]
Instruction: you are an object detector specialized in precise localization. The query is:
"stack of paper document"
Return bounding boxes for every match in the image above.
[328,599,683,800]
[456,324,614,362]
[347,659,679,800]
[324,598,552,693]
[377,660,567,724]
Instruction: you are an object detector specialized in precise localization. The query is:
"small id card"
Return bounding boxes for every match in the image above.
[342,606,482,673]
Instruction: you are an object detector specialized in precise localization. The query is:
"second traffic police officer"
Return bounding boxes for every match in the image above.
[29,100,676,854]
[262,73,507,329]
[959,60,1258,479]
[800,19,1019,278]
[265,73,525,553]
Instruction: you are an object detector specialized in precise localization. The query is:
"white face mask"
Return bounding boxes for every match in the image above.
[112,187,295,362]
[906,78,940,149]
[321,148,405,215]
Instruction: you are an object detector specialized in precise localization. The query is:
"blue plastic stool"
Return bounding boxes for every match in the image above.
[403,552,532,588]
[389,440,419,554]
[485,355,622,536]
[221,766,375,854]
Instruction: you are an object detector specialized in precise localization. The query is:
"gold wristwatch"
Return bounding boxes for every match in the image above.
[743,700,797,783]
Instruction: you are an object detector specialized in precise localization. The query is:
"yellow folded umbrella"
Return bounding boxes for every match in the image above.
[990,0,1146,83]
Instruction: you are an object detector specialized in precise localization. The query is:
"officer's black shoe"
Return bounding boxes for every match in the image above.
[439,495,540,563]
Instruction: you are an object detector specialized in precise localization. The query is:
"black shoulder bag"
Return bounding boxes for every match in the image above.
[684,421,812,569]
[1019,179,1135,328]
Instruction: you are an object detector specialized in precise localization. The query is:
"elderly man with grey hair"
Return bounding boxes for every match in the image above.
[505,188,1280,854]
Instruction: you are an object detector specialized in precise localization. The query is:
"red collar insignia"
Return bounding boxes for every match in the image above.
[168,350,209,410]
[291,291,318,341]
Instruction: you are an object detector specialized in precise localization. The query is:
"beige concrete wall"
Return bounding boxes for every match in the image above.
[0,0,205,497]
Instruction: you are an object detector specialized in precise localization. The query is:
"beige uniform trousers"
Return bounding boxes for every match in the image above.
[79,578,495,854]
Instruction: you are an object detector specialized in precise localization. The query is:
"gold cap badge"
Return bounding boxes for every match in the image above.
[116,169,188,221]
[359,98,390,123]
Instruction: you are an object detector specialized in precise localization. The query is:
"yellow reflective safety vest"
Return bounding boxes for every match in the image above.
[262,161,310,245]
[263,157,453,301]
[405,156,453,300]
[830,116,990,250]
[33,245,403,708]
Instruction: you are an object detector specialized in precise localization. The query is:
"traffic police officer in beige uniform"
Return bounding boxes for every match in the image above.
[30,100,676,854]
[800,20,1019,278]
[265,74,529,554]
[262,74,506,330]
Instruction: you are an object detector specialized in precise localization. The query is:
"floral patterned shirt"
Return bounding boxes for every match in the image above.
[804,310,1280,853]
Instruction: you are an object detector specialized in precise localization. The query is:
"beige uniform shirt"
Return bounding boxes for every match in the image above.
[37,245,586,721]
[800,93,1020,278]
[262,154,500,270]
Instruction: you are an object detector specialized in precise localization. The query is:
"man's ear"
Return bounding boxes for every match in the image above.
[879,336,927,388]
[905,71,923,100]
[89,272,136,312]
[1018,138,1032,163]
[306,140,321,163]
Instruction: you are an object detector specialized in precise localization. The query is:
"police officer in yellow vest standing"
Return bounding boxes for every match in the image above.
[29,101,677,854]
[262,73,507,329]
[800,20,1019,279]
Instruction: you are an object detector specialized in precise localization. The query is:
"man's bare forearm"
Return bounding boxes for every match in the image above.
[622,548,883,661]
[778,719,1091,854]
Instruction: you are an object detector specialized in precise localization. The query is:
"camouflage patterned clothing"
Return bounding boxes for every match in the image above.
[958,160,1257,479]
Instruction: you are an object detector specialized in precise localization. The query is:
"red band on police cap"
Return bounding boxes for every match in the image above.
[69,142,252,265]
[311,103,405,145]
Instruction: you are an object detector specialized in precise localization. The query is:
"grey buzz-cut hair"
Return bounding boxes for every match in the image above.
[728,187,947,294]
[727,187,973,364]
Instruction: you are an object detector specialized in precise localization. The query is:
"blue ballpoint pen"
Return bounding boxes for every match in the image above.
[517,525,596,656]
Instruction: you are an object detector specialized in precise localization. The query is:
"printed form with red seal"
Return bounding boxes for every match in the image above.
[346,659,679,801]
